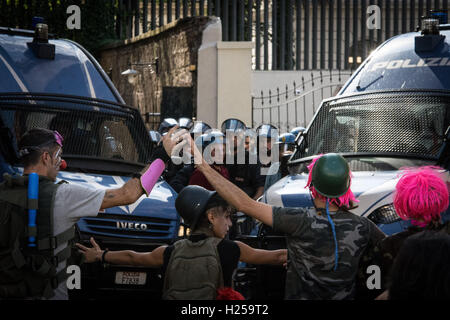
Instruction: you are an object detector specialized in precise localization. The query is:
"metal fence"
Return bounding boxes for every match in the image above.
[252,70,352,131]
[3,1,448,70]
[115,0,450,71]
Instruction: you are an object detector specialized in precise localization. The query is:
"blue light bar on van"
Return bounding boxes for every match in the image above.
[32,16,44,28]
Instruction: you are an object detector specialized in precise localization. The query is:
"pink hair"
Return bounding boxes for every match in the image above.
[394,166,449,227]
[305,154,359,208]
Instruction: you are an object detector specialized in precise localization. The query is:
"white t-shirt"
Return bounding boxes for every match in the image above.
[48,183,105,300]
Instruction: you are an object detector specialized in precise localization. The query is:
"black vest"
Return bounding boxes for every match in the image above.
[0,174,75,299]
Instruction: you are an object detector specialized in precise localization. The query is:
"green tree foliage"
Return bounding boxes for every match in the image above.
[0,0,119,56]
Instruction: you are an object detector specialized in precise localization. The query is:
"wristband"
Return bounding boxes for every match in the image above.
[132,173,142,179]
[101,249,109,264]
[140,158,165,196]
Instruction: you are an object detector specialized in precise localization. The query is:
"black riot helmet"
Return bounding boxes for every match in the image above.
[178,117,194,130]
[221,118,246,133]
[190,121,212,136]
[175,185,217,230]
[256,124,278,139]
[148,130,161,144]
[158,118,178,135]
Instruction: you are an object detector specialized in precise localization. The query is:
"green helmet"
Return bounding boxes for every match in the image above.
[311,153,350,198]
[175,185,216,230]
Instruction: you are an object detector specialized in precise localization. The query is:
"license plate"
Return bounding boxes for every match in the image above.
[115,272,147,285]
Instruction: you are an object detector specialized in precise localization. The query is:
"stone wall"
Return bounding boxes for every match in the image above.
[98,17,213,129]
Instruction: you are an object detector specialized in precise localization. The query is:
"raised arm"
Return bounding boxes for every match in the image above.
[235,241,287,265]
[195,151,274,227]
[100,126,189,210]
[76,237,166,268]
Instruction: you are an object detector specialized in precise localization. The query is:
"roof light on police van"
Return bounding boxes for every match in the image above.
[34,23,49,43]
[415,16,446,52]
[27,22,55,59]
[421,16,440,35]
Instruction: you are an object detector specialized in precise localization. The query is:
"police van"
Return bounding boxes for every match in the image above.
[0,24,180,299]
[236,15,450,299]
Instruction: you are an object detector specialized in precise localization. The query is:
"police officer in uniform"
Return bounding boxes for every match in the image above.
[221,119,265,237]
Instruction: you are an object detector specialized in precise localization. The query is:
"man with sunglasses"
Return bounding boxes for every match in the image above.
[0,126,185,300]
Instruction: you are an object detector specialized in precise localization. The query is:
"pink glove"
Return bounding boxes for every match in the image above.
[140,158,165,196]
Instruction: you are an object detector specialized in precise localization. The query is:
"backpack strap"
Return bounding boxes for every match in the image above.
[37,226,75,251]
[0,188,28,209]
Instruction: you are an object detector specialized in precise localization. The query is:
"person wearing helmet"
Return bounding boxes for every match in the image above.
[256,124,278,175]
[148,130,162,147]
[189,131,229,191]
[178,117,194,131]
[158,118,179,136]
[256,124,278,155]
[221,121,266,237]
[0,126,185,300]
[76,185,287,300]
[264,132,296,191]
[189,144,386,299]
[190,121,212,137]
[356,166,450,300]
[290,126,306,140]
[221,118,246,133]
[221,120,265,202]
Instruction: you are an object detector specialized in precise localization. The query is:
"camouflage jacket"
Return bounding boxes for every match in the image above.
[272,206,386,300]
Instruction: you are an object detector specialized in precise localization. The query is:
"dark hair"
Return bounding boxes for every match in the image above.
[194,193,233,231]
[18,128,59,167]
[388,230,450,300]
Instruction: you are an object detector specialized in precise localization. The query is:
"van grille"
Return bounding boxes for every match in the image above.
[78,214,177,240]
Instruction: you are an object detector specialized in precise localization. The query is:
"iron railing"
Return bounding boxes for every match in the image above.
[252,70,352,131]
[2,1,449,70]
[113,0,450,70]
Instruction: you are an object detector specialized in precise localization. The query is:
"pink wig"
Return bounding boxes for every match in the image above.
[394,166,449,227]
[305,154,359,208]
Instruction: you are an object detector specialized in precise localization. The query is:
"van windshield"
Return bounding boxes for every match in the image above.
[0,95,152,173]
[290,92,449,171]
